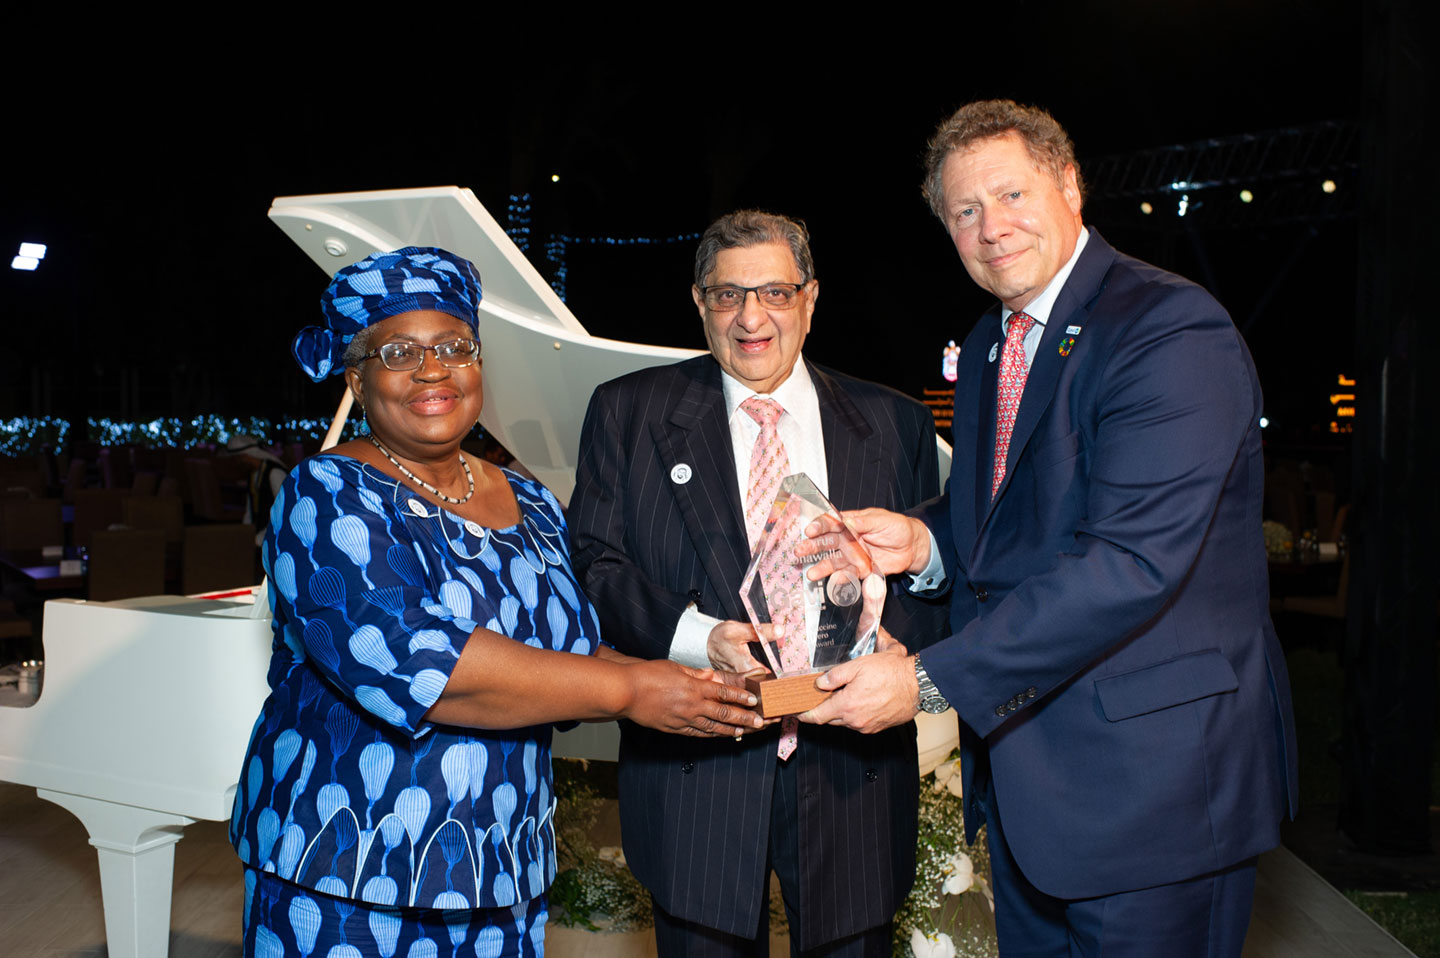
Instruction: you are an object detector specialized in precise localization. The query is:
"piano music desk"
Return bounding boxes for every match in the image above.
[0,593,270,958]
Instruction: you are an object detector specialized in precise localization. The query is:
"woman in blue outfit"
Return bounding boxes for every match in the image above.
[231,247,761,958]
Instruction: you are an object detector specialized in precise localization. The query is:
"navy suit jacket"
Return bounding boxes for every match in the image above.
[919,230,1299,900]
[570,355,946,948]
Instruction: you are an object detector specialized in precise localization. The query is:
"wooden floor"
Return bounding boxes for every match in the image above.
[0,783,1415,957]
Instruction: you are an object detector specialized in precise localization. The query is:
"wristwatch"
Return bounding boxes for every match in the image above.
[914,655,951,714]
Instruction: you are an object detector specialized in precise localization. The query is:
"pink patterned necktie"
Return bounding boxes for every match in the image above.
[741,397,805,760]
[992,311,1036,498]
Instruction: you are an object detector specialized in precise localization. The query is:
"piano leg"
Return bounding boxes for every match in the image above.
[37,788,197,958]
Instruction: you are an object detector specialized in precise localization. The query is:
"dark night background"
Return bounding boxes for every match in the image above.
[3,1,1361,446]
[5,0,1440,907]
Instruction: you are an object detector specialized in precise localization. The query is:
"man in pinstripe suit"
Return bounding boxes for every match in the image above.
[570,210,946,957]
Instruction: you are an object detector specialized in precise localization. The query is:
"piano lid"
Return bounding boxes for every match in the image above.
[270,187,703,504]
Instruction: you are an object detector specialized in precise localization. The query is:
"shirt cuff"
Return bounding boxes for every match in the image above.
[670,604,723,669]
[908,530,947,592]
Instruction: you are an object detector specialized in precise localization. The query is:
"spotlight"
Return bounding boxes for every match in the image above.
[551,174,561,183]
[1239,190,1253,203]
[18,242,47,259]
[1140,201,1153,215]
[11,256,38,271]
[1177,194,1189,217]
[1322,180,1337,194]
[1259,416,1270,429]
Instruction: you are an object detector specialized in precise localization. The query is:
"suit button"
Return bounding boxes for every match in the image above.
[1007,697,1018,711]
[976,589,990,602]
[994,705,1006,717]
[1027,687,1037,699]
[865,768,878,782]
[681,761,695,774]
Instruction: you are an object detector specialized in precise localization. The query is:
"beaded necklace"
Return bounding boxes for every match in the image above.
[369,435,475,504]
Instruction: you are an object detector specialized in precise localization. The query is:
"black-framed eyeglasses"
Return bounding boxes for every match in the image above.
[361,338,481,371]
[698,283,807,311]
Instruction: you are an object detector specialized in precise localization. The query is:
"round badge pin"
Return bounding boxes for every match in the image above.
[988,343,999,362]
[670,463,693,485]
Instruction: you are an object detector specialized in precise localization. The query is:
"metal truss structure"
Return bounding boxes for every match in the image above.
[1083,120,1359,230]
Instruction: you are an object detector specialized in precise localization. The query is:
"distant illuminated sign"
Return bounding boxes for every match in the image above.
[1330,373,1355,432]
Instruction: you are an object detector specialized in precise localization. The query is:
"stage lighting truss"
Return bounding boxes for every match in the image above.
[1083,120,1358,230]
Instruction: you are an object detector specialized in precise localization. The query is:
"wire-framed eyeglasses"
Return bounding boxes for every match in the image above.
[361,338,481,372]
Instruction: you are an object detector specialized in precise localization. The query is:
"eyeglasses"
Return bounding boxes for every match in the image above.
[698,283,807,311]
[361,338,481,371]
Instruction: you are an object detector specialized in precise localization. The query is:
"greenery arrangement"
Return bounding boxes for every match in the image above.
[0,415,387,457]
[1345,890,1440,958]
[0,416,69,457]
[548,759,652,932]
[894,751,997,958]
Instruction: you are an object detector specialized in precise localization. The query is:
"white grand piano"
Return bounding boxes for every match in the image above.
[0,594,272,958]
[0,188,954,958]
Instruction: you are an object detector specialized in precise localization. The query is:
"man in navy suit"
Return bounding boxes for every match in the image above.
[801,101,1298,955]
[570,211,944,956]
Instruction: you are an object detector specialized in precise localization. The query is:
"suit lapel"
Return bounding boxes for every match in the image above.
[972,309,1003,533]
[980,230,1117,529]
[812,363,879,510]
[652,361,751,616]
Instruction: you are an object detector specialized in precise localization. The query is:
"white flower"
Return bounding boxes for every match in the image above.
[910,928,957,958]
[941,851,975,895]
[596,846,627,867]
[932,758,964,798]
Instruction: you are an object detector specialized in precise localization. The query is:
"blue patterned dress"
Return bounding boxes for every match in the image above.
[231,455,600,956]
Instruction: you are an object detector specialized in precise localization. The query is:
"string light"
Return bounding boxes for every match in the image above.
[0,416,70,456]
[506,193,533,252]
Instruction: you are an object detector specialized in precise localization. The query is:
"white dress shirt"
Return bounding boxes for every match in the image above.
[668,356,829,668]
[910,228,1090,592]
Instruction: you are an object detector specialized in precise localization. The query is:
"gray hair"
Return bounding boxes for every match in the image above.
[921,99,1086,221]
[341,326,375,369]
[693,210,815,287]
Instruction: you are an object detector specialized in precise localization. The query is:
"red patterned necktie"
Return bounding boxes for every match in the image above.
[992,311,1036,498]
[741,397,804,760]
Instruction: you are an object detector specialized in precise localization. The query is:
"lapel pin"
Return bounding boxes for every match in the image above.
[670,463,693,485]
[988,342,999,363]
[1058,337,1076,357]
[1066,325,1082,335]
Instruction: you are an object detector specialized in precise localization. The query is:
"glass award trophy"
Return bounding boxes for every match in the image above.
[738,473,886,717]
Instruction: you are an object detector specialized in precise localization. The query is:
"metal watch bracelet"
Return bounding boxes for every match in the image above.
[914,654,951,714]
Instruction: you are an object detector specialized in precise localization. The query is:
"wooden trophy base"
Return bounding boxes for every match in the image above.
[744,671,832,719]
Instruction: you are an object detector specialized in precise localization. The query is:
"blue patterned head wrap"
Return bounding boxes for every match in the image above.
[292,246,483,382]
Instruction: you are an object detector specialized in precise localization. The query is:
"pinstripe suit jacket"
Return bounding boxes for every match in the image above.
[570,355,945,948]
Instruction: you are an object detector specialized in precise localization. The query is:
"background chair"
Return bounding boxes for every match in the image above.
[87,529,166,602]
[124,495,184,545]
[0,499,63,550]
[182,523,257,594]
[185,458,245,522]
[72,489,126,551]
